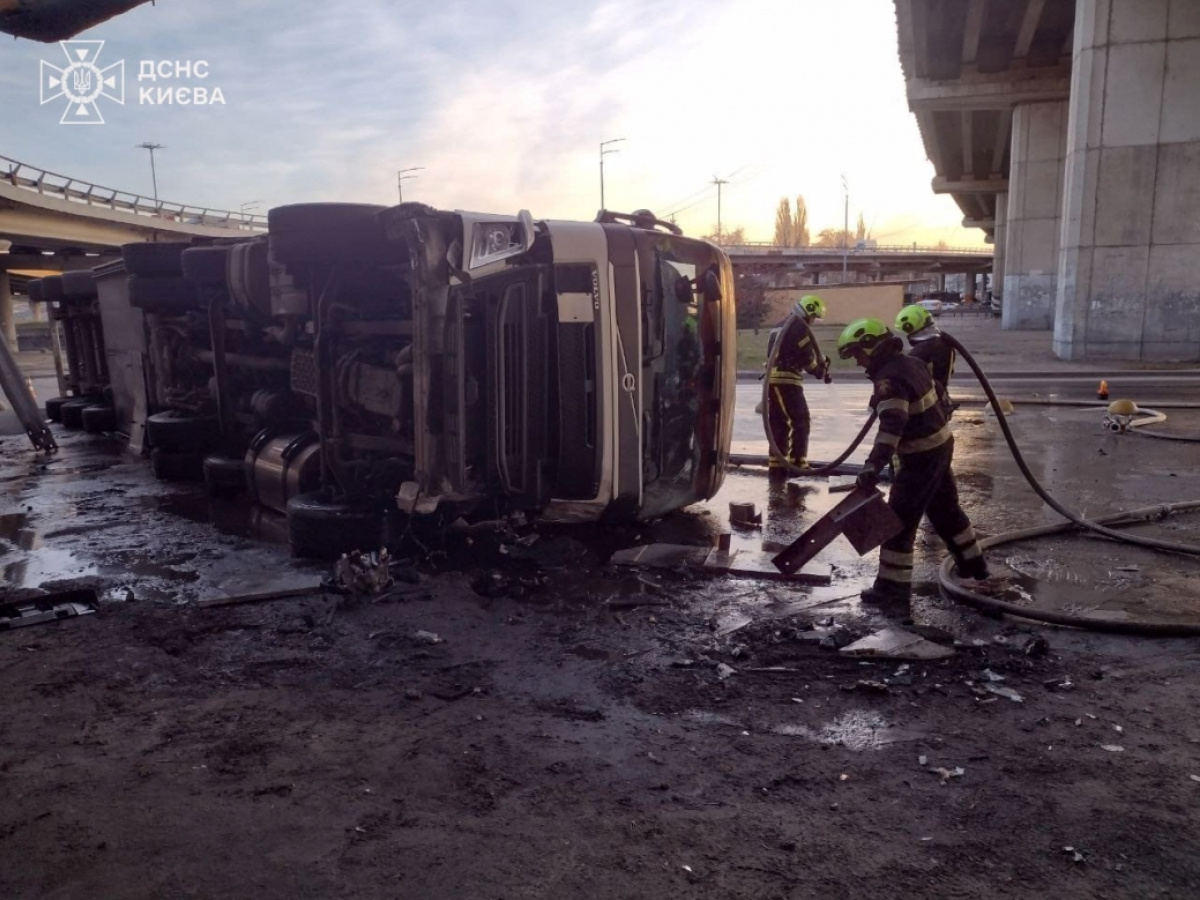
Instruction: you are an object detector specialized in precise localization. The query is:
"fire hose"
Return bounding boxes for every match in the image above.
[937,331,1200,636]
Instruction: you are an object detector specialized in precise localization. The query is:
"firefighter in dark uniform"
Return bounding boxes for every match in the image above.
[766,294,832,480]
[836,317,989,603]
[896,304,955,415]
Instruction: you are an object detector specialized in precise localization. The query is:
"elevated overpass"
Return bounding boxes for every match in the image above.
[0,153,266,343]
[721,242,993,291]
[895,0,1200,361]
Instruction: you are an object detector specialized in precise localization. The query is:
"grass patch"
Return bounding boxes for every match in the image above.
[736,326,857,372]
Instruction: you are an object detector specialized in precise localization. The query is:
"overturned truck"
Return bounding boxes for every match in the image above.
[34,204,737,557]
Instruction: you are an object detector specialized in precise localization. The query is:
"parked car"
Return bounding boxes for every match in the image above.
[918,298,943,316]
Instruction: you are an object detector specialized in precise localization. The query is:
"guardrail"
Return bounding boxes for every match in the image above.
[1,154,268,232]
[722,242,990,256]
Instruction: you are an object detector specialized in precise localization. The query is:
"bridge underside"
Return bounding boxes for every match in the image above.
[896,0,1200,361]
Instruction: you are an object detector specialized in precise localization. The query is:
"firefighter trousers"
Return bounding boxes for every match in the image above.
[873,437,984,596]
[766,381,810,471]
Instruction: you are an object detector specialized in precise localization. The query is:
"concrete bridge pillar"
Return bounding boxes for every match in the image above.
[0,272,15,348]
[1055,0,1200,360]
[992,192,1007,305]
[1003,101,1069,330]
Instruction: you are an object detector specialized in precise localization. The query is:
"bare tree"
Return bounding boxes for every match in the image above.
[855,212,867,242]
[773,198,794,247]
[703,226,746,245]
[815,227,854,248]
[794,195,810,247]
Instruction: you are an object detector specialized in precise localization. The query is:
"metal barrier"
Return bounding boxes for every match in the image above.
[1,154,268,232]
[721,242,989,256]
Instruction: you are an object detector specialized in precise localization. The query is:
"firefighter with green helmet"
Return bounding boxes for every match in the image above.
[836,317,988,604]
[765,294,832,480]
[896,304,955,414]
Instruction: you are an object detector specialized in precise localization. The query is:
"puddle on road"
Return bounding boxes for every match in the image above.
[138,493,289,546]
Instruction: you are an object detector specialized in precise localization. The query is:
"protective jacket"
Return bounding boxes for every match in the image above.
[907,334,955,394]
[864,337,951,470]
[768,316,827,385]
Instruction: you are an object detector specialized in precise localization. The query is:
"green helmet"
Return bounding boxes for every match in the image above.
[792,294,826,321]
[836,318,891,359]
[895,304,933,336]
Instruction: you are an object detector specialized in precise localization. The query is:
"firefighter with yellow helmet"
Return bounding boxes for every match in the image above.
[765,294,832,479]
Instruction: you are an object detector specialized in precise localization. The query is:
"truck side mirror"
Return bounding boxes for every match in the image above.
[702,268,722,303]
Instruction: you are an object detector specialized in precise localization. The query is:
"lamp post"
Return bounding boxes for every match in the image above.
[599,138,624,210]
[397,167,424,203]
[136,142,165,202]
[711,176,730,243]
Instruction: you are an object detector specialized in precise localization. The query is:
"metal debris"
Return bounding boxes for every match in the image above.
[982,684,1024,703]
[335,548,394,595]
[839,628,954,661]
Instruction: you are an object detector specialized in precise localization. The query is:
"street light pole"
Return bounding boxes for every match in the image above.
[841,174,849,282]
[136,142,165,202]
[599,138,625,210]
[712,176,729,242]
[397,166,424,203]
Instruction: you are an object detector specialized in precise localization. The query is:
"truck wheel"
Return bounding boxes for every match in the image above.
[286,490,384,560]
[268,203,389,266]
[40,276,65,304]
[60,398,94,429]
[128,275,201,315]
[61,271,97,302]
[146,410,217,452]
[81,404,116,434]
[181,246,231,284]
[44,396,68,422]
[203,455,247,498]
[151,448,205,481]
[121,242,193,277]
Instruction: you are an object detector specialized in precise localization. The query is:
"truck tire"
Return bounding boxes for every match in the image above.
[203,454,247,498]
[60,398,94,429]
[121,242,192,277]
[286,490,384,560]
[61,271,97,301]
[181,246,231,284]
[127,275,201,315]
[151,448,204,482]
[146,410,217,452]
[81,404,116,434]
[44,396,68,422]
[268,203,389,266]
[40,275,65,304]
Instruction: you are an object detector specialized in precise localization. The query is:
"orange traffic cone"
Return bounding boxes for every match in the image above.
[1097,380,1109,400]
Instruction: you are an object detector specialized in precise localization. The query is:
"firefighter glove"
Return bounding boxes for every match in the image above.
[856,463,880,491]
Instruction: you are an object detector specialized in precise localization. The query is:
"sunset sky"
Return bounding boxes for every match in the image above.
[0,0,986,248]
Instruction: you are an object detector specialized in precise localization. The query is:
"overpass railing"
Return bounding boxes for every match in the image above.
[1,154,268,232]
[721,242,990,256]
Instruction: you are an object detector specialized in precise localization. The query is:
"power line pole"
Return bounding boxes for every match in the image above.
[136,142,164,202]
[712,176,728,242]
[600,138,624,210]
[841,174,849,281]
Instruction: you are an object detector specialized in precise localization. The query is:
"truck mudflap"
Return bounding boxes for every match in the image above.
[0,331,57,452]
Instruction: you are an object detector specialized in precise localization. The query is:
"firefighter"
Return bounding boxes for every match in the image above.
[766,294,832,480]
[895,304,955,414]
[836,317,989,603]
